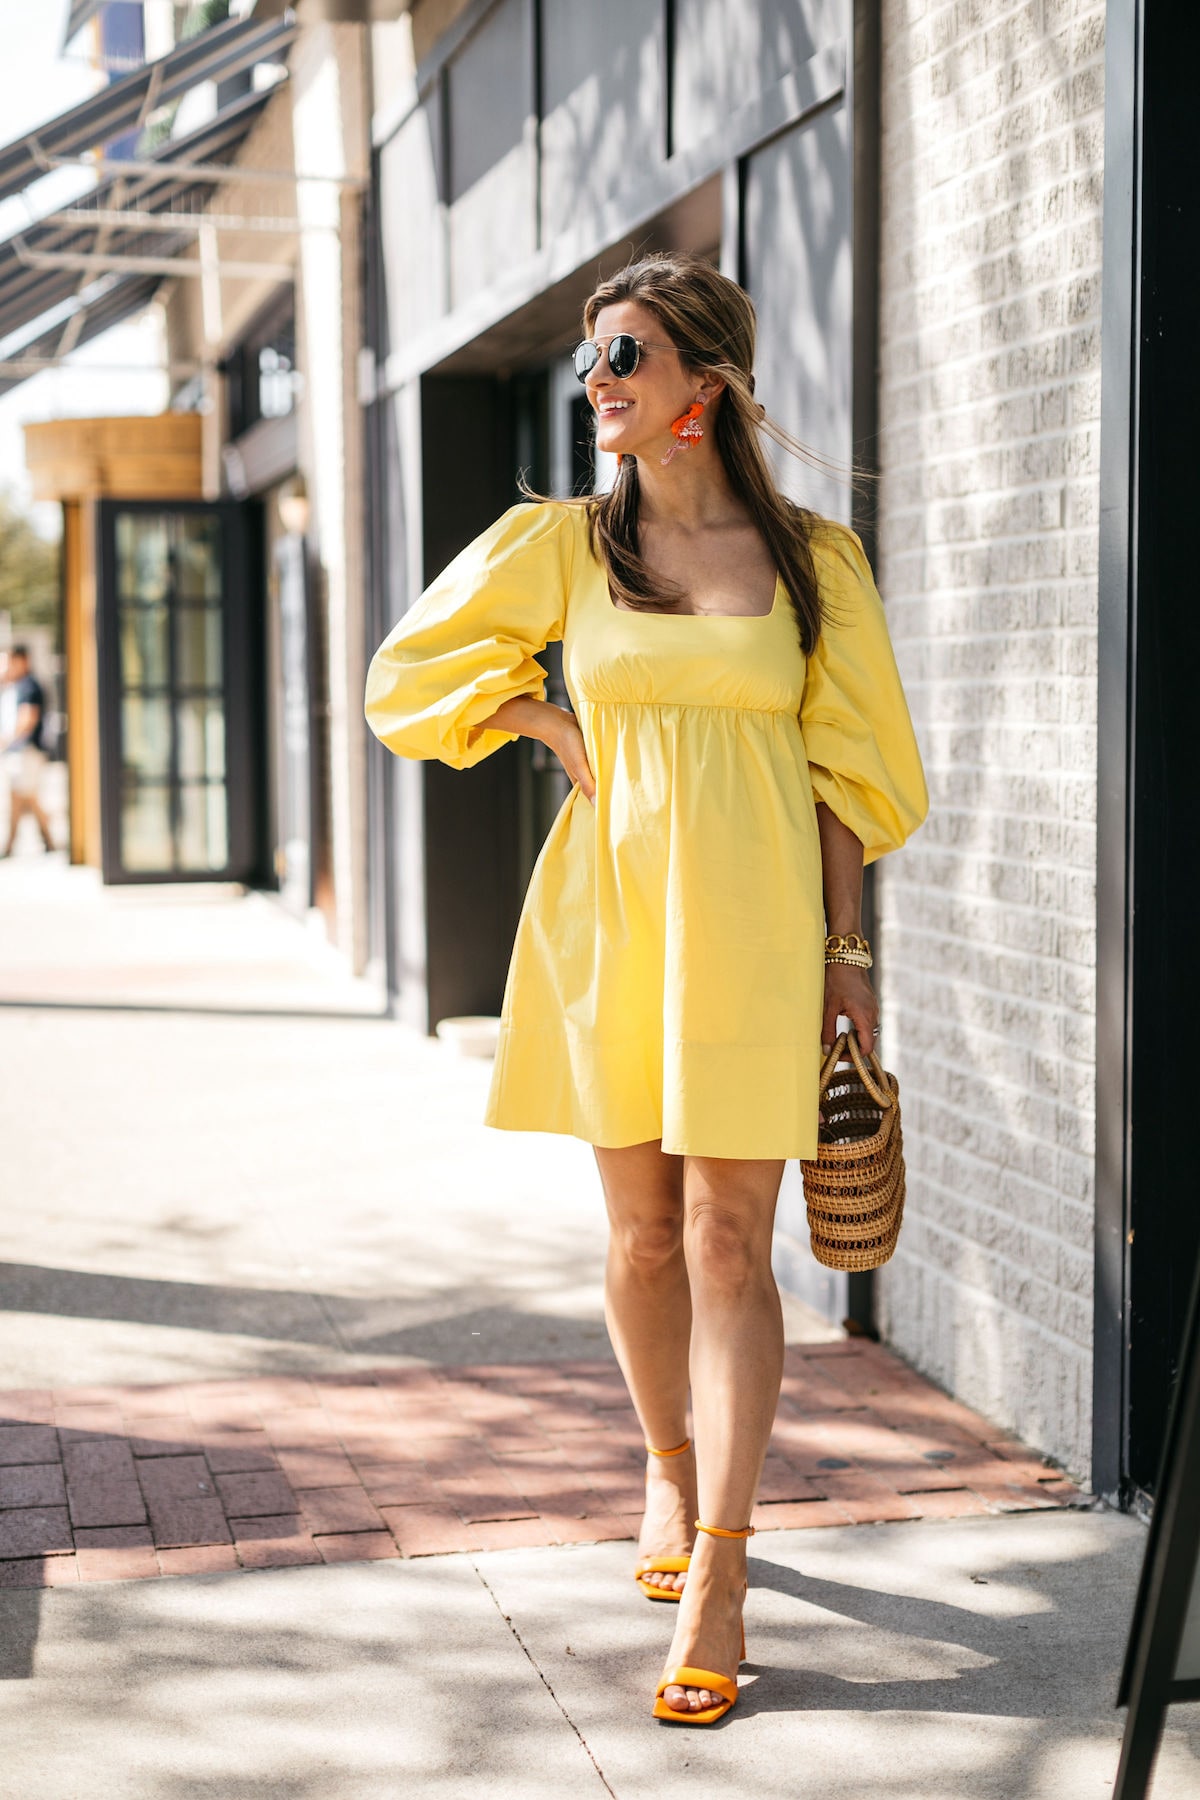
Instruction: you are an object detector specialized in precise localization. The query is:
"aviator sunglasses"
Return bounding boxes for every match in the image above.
[572,333,674,384]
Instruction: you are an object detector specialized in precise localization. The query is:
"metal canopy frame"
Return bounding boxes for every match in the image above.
[0,87,280,336]
[252,0,411,19]
[34,148,356,188]
[0,6,378,386]
[0,84,283,393]
[11,244,295,282]
[0,273,163,399]
[0,13,297,206]
[51,205,301,234]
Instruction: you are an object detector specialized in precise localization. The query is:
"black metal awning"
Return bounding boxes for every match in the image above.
[0,275,163,401]
[251,1,409,19]
[1,13,297,207]
[0,12,305,394]
[60,0,411,42]
[0,84,285,397]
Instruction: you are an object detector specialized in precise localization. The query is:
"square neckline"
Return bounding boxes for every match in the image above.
[605,573,783,621]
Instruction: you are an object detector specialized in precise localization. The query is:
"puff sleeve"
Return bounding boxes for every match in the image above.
[365,502,571,770]
[800,523,928,864]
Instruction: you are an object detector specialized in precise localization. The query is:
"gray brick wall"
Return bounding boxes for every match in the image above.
[873,0,1105,1482]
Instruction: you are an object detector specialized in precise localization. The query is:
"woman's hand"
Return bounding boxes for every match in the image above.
[545,708,596,801]
[474,696,596,801]
[822,963,879,1060]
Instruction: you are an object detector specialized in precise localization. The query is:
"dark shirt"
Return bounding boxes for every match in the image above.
[10,674,44,751]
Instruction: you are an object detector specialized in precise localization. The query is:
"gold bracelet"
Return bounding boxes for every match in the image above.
[824,932,873,970]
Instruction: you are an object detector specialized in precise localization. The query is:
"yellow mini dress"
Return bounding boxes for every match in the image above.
[365,501,927,1160]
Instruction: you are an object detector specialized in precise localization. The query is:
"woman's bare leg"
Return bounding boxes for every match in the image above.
[594,1141,695,1594]
[660,1154,785,1713]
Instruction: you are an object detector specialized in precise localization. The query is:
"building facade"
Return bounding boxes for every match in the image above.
[362,0,1197,1509]
[6,0,1193,1510]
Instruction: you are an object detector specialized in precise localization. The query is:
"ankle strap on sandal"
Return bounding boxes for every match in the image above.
[694,1520,755,1539]
[645,1438,692,1458]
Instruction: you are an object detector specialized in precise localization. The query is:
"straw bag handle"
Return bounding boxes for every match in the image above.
[817,1029,896,1112]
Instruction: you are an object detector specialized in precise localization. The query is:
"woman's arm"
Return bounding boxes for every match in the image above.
[477,695,596,801]
[816,801,878,1056]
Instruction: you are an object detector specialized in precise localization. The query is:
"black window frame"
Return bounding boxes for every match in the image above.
[95,497,263,886]
[223,290,299,442]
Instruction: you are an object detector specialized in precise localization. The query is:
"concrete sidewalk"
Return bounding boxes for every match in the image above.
[1,1513,1196,1798]
[0,866,1196,1797]
[0,852,382,1015]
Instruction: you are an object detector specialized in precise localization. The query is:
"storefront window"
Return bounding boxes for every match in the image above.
[226,296,302,438]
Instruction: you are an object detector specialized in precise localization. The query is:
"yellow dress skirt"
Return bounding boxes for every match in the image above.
[365,501,927,1160]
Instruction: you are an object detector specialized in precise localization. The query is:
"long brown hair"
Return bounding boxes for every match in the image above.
[583,253,825,651]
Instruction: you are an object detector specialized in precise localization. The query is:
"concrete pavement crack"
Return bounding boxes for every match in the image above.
[472,1560,618,1799]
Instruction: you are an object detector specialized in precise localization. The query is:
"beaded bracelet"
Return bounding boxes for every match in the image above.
[825,932,873,970]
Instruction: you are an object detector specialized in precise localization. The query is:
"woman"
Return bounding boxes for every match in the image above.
[366,253,927,1724]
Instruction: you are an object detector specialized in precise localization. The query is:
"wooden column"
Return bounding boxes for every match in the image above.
[23,415,204,870]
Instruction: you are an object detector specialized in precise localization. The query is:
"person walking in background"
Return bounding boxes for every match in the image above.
[0,645,54,856]
[365,254,927,1725]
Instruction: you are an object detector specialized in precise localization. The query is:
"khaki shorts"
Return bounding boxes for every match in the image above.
[4,746,46,798]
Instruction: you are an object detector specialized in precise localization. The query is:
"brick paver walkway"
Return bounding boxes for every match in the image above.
[0,1341,1082,1587]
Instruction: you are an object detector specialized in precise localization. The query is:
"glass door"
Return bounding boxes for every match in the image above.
[97,500,262,884]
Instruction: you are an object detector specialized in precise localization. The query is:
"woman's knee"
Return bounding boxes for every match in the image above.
[609,1208,684,1276]
[597,1143,684,1277]
[685,1199,771,1298]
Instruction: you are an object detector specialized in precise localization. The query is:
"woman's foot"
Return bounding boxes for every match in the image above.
[659,1532,747,1712]
[637,1443,697,1595]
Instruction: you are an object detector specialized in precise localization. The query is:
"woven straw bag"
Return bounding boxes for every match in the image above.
[801,1030,906,1272]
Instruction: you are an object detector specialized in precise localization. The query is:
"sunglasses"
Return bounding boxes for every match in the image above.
[572,334,674,384]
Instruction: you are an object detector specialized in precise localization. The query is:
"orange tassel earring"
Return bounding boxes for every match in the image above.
[661,401,705,466]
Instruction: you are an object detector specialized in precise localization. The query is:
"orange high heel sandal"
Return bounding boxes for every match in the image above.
[652,1520,753,1725]
[635,1438,693,1602]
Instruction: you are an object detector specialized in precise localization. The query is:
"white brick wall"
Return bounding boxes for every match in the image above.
[874,0,1105,1482]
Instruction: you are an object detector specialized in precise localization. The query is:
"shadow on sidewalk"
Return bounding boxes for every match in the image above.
[0,1556,626,1798]
[0,1260,611,1364]
[741,1542,1115,1719]
[0,1515,1126,1722]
